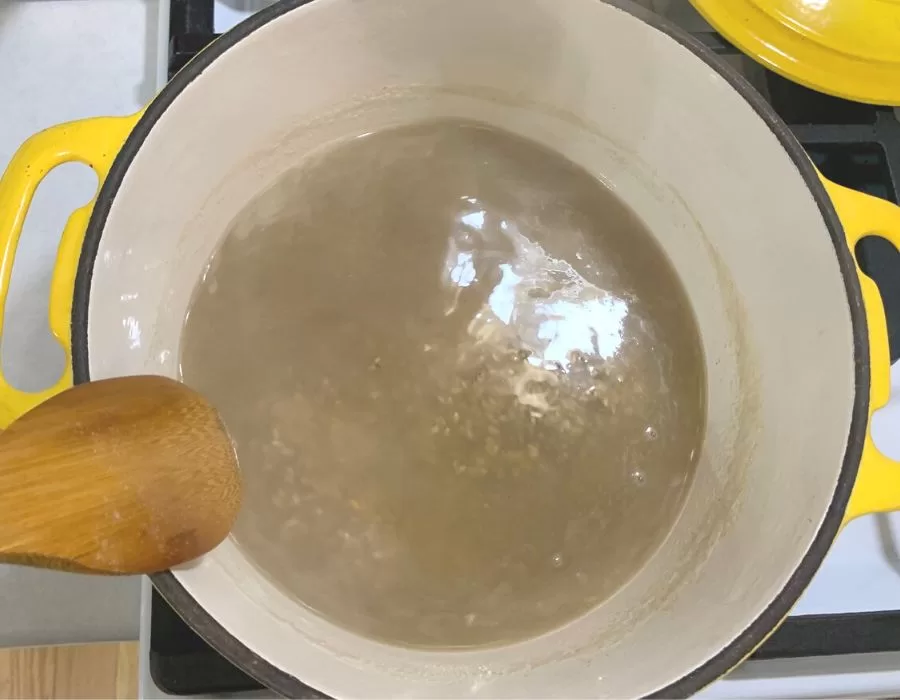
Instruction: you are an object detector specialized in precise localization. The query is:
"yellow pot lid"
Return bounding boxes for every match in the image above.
[688,0,900,105]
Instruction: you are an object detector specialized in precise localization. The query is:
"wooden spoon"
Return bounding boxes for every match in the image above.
[0,375,241,574]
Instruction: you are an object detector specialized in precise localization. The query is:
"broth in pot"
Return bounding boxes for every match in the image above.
[180,119,706,649]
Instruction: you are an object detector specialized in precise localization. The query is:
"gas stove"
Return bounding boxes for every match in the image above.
[140,1,900,696]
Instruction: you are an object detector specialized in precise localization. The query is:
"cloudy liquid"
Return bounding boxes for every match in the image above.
[180,119,706,648]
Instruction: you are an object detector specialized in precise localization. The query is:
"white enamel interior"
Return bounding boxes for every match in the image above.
[85,0,857,696]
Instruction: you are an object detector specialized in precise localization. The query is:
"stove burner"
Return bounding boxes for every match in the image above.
[151,0,900,694]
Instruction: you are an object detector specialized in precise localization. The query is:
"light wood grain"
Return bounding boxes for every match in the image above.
[0,642,138,699]
[0,375,241,574]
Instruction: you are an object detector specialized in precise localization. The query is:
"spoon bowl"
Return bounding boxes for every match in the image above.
[0,376,241,574]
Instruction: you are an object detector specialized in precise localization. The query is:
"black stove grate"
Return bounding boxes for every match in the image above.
[150,589,262,694]
[152,0,900,694]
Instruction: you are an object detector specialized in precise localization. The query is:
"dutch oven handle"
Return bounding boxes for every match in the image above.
[0,114,140,429]
[822,175,900,523]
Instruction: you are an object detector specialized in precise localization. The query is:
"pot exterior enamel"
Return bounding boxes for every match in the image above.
[2,0,899,697]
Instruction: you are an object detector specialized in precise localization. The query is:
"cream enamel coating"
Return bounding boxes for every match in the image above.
[82,0,855,696]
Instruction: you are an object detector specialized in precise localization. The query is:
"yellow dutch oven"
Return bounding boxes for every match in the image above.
[1,0,900,696]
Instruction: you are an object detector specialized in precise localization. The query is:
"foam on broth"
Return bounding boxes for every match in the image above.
[180,119,706,648]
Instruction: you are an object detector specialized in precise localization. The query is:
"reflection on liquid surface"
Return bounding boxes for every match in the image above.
[181,120,706,648]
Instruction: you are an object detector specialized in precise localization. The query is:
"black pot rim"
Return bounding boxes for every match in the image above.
[70,0,870,696]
